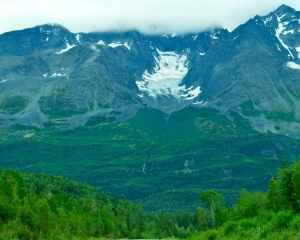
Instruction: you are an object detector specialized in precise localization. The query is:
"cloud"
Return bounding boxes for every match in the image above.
[0,0,300,34]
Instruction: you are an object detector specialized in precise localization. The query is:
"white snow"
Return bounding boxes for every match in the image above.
[286,62,300,70]
[276,44,281,51]
[211,34,219,40]
[296,47,300,58]
[43,73,48,77]
[193,35,198,40]
[136,49,201,101]
[233,35,239,40]
[76,34,81,43]
[46,37,49,42]
[278,13,287,21]
[199,53,205,56]
[192,101,204,105]
[55,43,76,54]
[282,29,294,35]
[263,16,272,26]
[171,34,177,38]
[0,79,8,83]
[97,40,105,45]
[108,42,130,50]
[275,14,294,59]
[51,72,66,77]
[124,42,130,50]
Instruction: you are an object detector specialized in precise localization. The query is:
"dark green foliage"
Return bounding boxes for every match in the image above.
[200,190,224,229]
[269,210,294,230]
[233,189,266,220]
[0,96,28,114]
[191,157,300,240]
[110,110,122,115]
[1,106,298,213]
[240,100,261,117]
[38,88,89,118]
[85,115,108,126]
[1,156,300,239]
[0,167,200,239]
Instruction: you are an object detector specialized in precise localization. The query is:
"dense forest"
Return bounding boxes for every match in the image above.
[1,158,300,239]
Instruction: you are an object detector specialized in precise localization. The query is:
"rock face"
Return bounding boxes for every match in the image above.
[185,4,300,138]
[1,4,300,137]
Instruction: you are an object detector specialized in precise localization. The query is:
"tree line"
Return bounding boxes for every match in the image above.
[1,157,300,239]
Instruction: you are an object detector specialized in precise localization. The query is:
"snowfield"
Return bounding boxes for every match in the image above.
[136,49,201,101]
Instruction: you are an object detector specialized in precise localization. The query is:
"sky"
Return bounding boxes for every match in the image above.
[0,0,300,35]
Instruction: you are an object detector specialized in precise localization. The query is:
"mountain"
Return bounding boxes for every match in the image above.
[186,4,300,138]
[0,23,227,128]
[1,5,300,212]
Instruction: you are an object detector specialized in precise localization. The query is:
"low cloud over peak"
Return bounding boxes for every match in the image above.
[1,0,300,35]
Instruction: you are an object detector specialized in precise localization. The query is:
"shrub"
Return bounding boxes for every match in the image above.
[270,210,294,230]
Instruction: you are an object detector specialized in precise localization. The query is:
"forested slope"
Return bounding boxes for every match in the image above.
[1,158,300,239]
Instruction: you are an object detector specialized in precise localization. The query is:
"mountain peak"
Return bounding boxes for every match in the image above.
[275,4,296,13]
[36,23,69,31]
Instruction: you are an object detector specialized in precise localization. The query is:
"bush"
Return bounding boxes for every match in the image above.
[270,210,294,230]
[222,221,238,236]
[290,215,300,230]
[206,230,218,240]
[238,218,256,230]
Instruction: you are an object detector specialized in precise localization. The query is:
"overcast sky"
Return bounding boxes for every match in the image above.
[1,0,300,35]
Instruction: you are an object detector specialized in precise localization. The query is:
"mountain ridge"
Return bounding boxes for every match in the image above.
[1,4,300,212]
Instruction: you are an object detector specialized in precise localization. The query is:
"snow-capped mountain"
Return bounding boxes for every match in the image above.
[1,4,300,138]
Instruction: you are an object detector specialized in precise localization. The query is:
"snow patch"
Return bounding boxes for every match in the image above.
[275,14,294,59]
[97,40,105,45]
[193,35,198,40]
[211,34,219,40]
[192,101,204,105]
[263,16,272,26]
[51,71,67,77]
[76,34,81,43]
[278,13,287,21]
[286,62,300,70]
[108,42,130,50]
[136,49,201,101]
[276,44,281,51]
[43,73,48,77]
[199,53,205,56]
[0,79,8,83]
[282,29,294,35]
[296,47,300,58]
[233,35,239,40]
[55,43,76,54]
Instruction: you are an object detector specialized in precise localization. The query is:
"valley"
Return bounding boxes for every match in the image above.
[1,106,299,212]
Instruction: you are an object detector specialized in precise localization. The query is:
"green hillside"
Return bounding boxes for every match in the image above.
[1,106,299,212]
[0,167,199,239]
[1,158,300,239]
